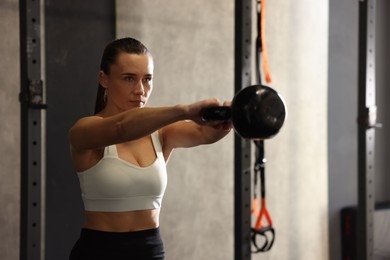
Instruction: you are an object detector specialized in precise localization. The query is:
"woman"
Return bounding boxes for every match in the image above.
[68,37,232,260]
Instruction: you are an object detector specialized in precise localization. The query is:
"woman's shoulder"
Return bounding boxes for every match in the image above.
[68,115,106,152]
[69,115,103,140]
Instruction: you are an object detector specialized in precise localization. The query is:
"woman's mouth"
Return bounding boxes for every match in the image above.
[129,100,145,107]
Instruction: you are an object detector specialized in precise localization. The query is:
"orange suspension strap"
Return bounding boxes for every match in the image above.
[256,0,272,84]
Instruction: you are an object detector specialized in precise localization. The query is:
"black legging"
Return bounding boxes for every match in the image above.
[69,228,165,260]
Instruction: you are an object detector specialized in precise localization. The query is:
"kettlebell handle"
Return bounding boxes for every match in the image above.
[200,106,232,121]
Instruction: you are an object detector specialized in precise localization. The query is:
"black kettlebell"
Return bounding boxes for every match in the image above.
[200,85,286,139]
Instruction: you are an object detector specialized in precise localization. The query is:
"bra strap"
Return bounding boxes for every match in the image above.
[104,145,119,157]
[151,131,164,160]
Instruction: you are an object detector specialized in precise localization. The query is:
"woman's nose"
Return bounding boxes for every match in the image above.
[133,80,145,94]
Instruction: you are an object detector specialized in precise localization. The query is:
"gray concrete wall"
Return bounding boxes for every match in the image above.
[264,1,329,259]
[116,0,329,259]
[116,2,235,259]
[0,1,20,260]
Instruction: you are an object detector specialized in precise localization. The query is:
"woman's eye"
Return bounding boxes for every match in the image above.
[125,76,135,82]
[144,78,152,84]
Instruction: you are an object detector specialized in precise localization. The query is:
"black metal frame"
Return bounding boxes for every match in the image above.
[234,0,253,259]
[357,0,377,259]
[19,0,45,259]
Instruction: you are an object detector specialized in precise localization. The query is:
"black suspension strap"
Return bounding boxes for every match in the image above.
[250,0,275,253]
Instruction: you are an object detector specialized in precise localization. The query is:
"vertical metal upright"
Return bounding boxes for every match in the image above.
[357,0,377,259]
[234,0,252,259]
[20,0,45,259]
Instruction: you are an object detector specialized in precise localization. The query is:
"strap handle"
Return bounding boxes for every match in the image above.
[251,140,275,252]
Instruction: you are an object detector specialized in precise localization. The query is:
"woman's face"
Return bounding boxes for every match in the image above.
[100,52,154,112]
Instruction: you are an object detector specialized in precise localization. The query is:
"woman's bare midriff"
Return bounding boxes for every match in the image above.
[83,208,160,232]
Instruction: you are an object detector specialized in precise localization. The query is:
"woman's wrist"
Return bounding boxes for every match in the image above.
[174,104,191,120]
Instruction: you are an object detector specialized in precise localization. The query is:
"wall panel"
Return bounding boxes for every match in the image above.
[44,1,115,259]
[0,1,20,259]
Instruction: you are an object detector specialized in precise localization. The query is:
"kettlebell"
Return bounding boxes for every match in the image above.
[200,85,286,139]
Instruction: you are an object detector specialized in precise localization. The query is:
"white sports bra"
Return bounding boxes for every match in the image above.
[77,131,168,212]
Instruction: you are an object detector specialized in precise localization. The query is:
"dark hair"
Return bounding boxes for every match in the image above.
[94,37,151,114]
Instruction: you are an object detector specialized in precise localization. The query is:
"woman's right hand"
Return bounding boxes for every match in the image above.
[186,98,223,125]
[186,98,232,128]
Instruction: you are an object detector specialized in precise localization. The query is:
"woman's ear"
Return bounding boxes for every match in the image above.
[98,70,108,89]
